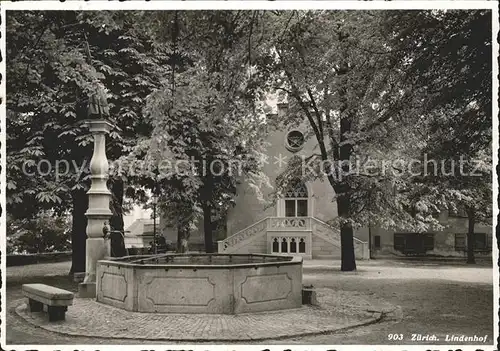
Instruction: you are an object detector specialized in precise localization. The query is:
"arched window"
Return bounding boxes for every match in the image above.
[299,238,306,253]
[281,238,288,253]
[272,238,279,253]
[284,179,308,217]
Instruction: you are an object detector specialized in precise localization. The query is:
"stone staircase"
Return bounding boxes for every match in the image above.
[310,217,370,259]
[217,216,369,259]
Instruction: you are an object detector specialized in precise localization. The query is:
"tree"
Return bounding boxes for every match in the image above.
[7,11,97,272]
[260,11,437,271]
[388,9,492,263]
[142,11,271,253]
[6,11,170,272]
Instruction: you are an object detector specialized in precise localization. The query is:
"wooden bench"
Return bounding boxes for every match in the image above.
[22,284,74,321]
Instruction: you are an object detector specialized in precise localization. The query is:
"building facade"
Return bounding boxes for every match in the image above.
[367,211,493,258]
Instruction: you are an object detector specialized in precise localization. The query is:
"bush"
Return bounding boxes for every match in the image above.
[7,213,71,254]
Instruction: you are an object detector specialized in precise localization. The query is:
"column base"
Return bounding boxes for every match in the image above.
[73,272,86,283]
[78,282,96,298]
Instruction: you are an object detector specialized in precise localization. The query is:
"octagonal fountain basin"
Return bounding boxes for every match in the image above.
[96,253,303,314]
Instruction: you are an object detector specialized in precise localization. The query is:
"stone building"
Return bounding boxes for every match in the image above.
[367,210,493,258]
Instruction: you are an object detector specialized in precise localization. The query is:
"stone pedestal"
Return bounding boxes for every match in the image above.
[78,282,97,298]
[78,120,113,298]
[73,272,85,283]
[302,285,318,305]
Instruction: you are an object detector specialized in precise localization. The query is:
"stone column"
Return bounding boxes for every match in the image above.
[78,120,113,298]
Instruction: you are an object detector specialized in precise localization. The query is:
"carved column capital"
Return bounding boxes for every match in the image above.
[83,119,114,134]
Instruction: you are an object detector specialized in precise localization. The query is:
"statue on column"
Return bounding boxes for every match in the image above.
[87,83,110,119]
[78,81,114,298]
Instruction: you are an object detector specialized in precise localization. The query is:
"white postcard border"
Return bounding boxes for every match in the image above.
[1,1,497,351]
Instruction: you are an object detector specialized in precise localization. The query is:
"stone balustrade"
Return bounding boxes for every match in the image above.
[267,217,311,230]
[218,218,268,253]
[218,217,312,254]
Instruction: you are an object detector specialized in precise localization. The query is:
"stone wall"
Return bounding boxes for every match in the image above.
[234,234,268,255]
[312,235,340,259]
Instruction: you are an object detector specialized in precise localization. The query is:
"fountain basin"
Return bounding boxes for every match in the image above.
[96,253,303,314]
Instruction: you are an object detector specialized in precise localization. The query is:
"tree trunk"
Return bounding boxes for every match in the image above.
[109,178,127,257]
[466,209,476,264]
[69,189,88,274]
[368,222,373,259]
[176,226,183,253]
[202,175,214,253]
[337,191,356,271]
[109,178,124,233]
[337,113,356,271]
[340,224,356,271]
[203,203,214,253]
[177,225,189,253]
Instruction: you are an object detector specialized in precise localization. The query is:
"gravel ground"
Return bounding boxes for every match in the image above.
[5,259,494,346]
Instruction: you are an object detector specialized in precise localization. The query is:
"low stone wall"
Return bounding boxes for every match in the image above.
[7,251,72,267]
[371,246,493,258]
[96,254,303,314]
